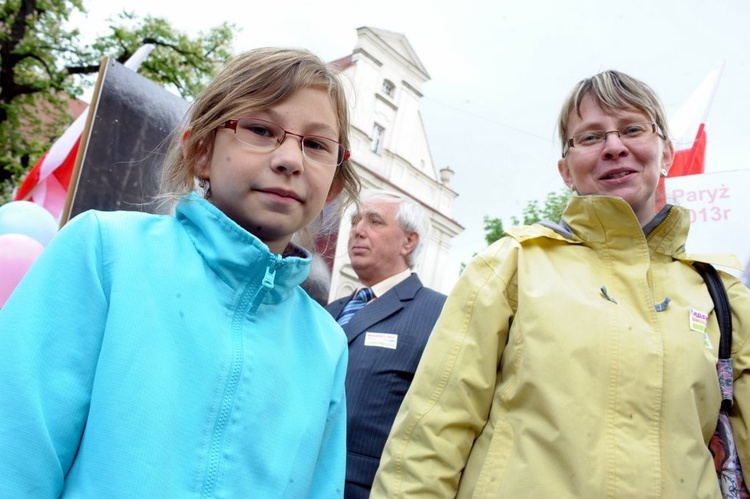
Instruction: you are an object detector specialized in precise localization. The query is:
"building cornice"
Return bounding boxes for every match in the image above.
[401,80,423,98]
[375,93,398,111]
[352,47,382,67]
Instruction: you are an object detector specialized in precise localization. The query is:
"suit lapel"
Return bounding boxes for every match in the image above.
[342,274,422,344]
[344,292,403,344]
[326,295,350,320]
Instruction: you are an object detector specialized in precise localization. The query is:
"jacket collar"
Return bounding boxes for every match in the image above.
[537,195,689,258]
[519,195,742,270]
[175,192,311,303]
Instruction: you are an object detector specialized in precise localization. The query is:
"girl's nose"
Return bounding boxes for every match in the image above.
[271,136,305,175]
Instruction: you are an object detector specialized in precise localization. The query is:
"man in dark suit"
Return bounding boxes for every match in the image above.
[326,191,447,498]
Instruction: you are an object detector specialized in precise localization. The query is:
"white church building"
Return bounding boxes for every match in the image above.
[323,27,463,300]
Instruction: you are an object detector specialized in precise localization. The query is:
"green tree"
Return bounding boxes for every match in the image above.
[483,189,571,245]
[0,0,237,198]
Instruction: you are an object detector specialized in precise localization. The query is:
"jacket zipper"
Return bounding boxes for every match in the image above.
[645,208,673,240]
[645,208,674,311]
[200,254,281,497]
[249,254,281,313]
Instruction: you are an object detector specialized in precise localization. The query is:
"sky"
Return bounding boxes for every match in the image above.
[71,0,750,280]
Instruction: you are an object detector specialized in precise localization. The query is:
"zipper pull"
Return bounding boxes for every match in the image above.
[262,254,282,290]
[262,264,276,289]
[248,256,280,313]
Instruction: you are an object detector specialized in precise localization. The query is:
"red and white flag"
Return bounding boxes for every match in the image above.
[668,62,724,177]
[14,44,156,221]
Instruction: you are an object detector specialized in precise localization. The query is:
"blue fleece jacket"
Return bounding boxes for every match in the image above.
[0,192,347,497]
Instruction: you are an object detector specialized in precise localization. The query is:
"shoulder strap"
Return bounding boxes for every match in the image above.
[693,261,732,360]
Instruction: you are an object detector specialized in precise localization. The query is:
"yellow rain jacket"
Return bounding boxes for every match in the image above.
[372,195,750,498]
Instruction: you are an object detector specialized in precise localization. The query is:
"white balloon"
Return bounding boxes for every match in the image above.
[0,201,59,246]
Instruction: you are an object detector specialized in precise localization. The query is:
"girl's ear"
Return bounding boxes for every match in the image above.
[182,127,210,179]
[325,174,345,205]
[180,128,191,153]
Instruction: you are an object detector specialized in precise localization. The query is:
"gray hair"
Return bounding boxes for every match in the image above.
[300,253,332,305]
[362,190,431,269]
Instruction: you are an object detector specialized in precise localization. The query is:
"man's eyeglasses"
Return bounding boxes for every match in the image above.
[221,117,351,167]
[562,122,665,157]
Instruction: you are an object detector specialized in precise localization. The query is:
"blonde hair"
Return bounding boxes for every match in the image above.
[557,70,671,157]
[160,47,360,220]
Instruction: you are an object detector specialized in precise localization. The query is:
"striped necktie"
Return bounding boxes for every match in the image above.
[337,288,374,326]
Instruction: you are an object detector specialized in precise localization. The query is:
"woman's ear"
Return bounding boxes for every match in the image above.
[325,174,345,205]
[661,140,675,174]
[558,158,573,190]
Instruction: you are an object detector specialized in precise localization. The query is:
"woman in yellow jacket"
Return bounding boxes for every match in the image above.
[371,70,750,498]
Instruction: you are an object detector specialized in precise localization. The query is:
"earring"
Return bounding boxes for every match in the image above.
[198,178,211,199]
[660,169,668,177]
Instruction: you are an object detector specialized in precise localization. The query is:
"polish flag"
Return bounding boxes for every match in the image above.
[668,62,724,177]
[14,44,156,221]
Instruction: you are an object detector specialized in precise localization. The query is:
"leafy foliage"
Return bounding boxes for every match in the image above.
[0,0,237,200]
[483,189,572,245]
[482,216,506,247]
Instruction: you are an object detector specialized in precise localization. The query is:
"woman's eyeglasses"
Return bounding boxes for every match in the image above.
[563,122,665,157]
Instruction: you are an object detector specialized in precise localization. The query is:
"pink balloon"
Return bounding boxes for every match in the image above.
[0,233,45,307]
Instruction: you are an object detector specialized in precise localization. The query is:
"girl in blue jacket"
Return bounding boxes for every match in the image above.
[0,47,360,497]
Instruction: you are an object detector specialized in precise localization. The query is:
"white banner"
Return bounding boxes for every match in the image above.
[665,169,750,285]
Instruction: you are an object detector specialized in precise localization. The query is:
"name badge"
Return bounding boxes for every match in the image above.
[690,308,713,349]
[364,332,398,350]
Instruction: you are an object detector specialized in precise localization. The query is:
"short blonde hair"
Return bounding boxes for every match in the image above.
[557,70,671,157]
[160,47,360,208]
